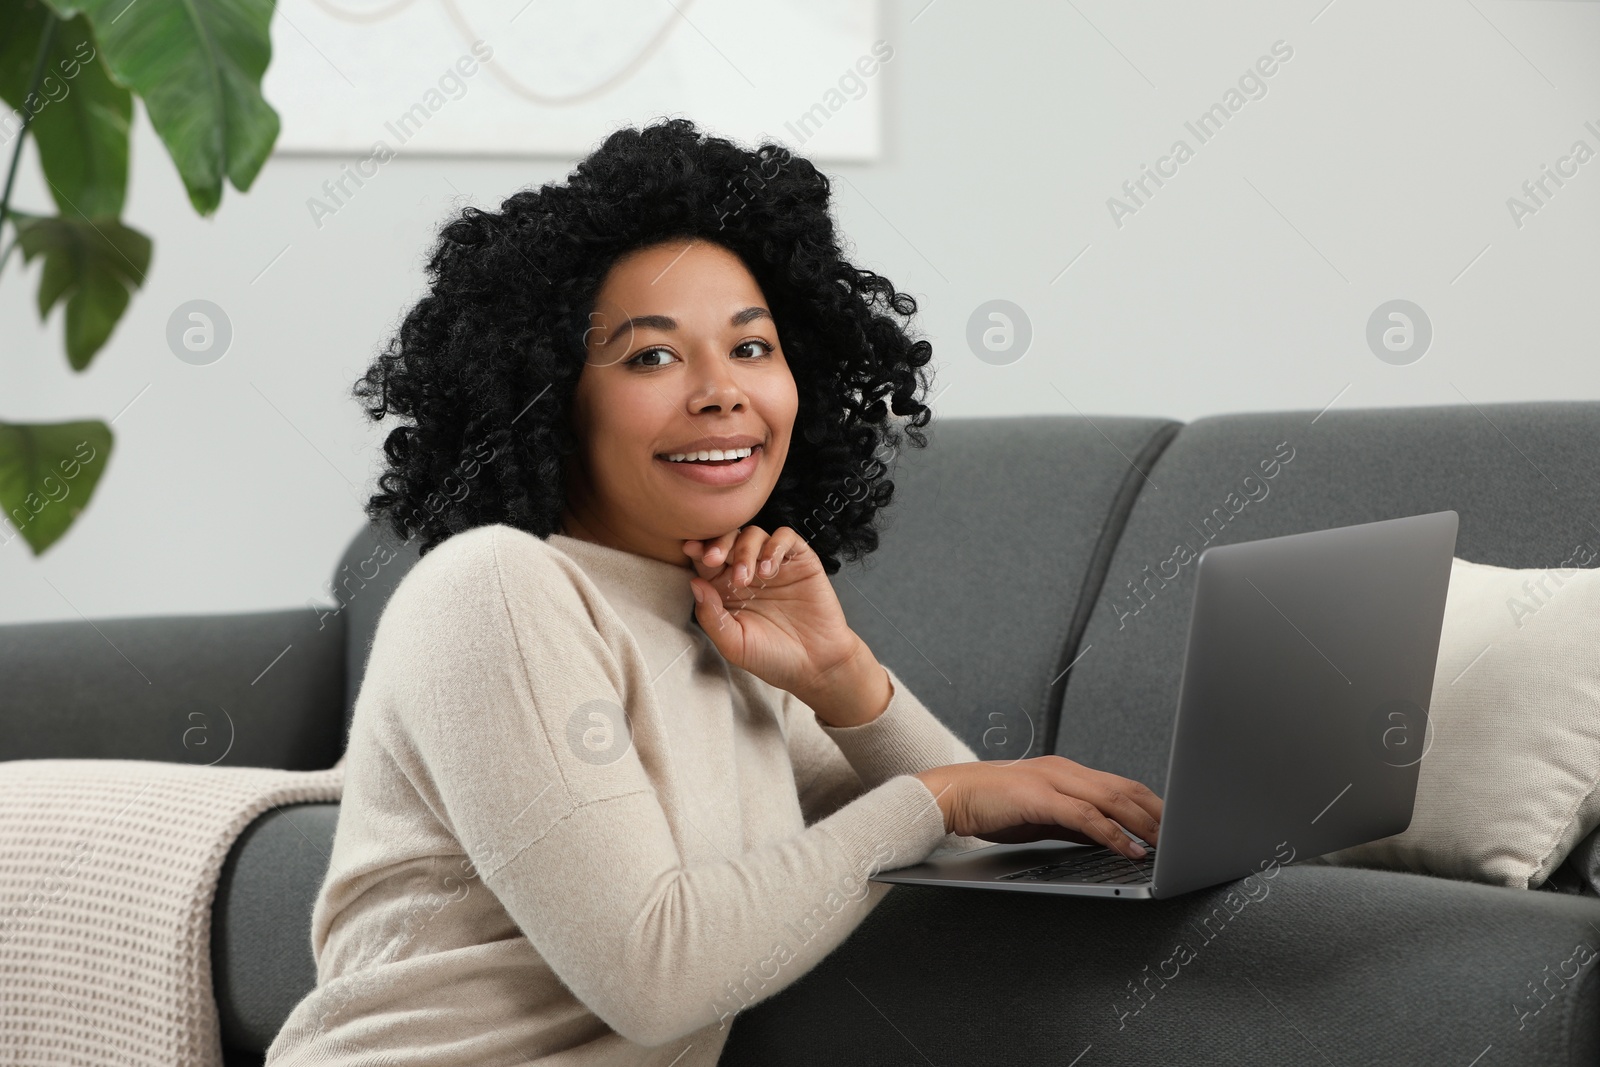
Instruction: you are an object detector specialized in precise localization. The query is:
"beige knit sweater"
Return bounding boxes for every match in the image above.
[265,522,984,1066]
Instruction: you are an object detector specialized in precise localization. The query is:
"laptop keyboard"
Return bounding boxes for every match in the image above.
[995,846,1157,885]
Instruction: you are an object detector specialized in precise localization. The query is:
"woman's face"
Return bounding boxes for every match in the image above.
[558,239,798,567]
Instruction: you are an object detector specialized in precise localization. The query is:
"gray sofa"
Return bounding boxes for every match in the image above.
[5,401,1599,1065]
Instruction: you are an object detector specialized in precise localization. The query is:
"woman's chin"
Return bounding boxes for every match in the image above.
[671,509,765,544]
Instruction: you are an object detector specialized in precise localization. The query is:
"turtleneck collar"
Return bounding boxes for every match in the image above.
[546,532,699,632]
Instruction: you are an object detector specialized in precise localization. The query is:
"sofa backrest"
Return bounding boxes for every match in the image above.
[1055,400,1600,794]
[828,414,1178,759]
[0,608,346,770]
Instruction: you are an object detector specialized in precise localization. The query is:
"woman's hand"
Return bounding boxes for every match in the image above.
[682,525,865,714]
[912,756,1164,859]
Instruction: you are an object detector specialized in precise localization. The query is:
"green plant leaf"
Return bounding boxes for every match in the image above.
[41,0,279,216]
[12,210,151,369]
[0,418,112,555]
[0,0,132,217]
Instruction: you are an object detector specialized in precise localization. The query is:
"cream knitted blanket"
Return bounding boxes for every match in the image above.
[0,757,345,1066]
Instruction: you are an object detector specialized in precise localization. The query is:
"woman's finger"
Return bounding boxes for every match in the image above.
[1078,779,1162,847]
[723,525,770,588]
[1031,788,1149,858]
[1087,772,1163,845]
[1037,757,1163,847]
[752,526,807,581]
[690,574,748,649]
[703,528,742,569]
[1096,765,1164,826]
[683,529,744,581]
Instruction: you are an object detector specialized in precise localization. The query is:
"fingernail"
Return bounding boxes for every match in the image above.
[1129,842,1146,856]
[760,558,775,576]
[691,583,704,604]
[735,564,747,584]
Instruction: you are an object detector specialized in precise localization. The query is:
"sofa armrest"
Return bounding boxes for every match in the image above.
[0,608,347,769]
[214,803,340,1057]
[721,863,1600,1066]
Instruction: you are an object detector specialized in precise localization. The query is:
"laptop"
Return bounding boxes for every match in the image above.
[869,510,1459,900]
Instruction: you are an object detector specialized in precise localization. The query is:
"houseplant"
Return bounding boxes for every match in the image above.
[0,0,277,554]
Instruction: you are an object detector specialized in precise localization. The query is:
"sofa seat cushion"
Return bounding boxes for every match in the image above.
[721,861,1600,1066]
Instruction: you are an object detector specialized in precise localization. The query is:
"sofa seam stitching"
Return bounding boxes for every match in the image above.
[1044,419,1182,758]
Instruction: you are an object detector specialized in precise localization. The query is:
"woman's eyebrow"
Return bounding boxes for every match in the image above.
[730,306,771,327]
[608,306,771,339]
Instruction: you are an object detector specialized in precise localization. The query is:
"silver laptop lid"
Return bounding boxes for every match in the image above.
[1150,510,1458,898]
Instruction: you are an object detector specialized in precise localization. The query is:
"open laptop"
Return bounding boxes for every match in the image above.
[869,510,1459,900]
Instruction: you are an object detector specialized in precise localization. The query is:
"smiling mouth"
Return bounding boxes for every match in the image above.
[652,443,764,485]
[656,445,762,465]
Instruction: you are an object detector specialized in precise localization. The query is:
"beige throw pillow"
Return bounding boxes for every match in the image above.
[1307,554,1600,889]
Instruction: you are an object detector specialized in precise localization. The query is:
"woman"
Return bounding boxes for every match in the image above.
[266,118,1162,1067]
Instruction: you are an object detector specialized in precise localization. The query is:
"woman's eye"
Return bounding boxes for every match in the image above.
[734,340,774,359]
[627,347,675,368]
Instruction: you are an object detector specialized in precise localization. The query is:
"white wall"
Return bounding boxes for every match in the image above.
[4,0,1597,623]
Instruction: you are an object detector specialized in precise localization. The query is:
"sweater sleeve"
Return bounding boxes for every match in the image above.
[374,526,954,1049]
[783,665,991,854]
[809,663,982,785]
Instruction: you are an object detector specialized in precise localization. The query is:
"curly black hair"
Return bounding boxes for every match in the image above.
[352,117,935,575]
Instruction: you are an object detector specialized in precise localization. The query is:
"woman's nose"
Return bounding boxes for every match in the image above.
[688,354,748,410]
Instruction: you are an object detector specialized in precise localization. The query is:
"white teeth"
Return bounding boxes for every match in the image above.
[664,446,755,463]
